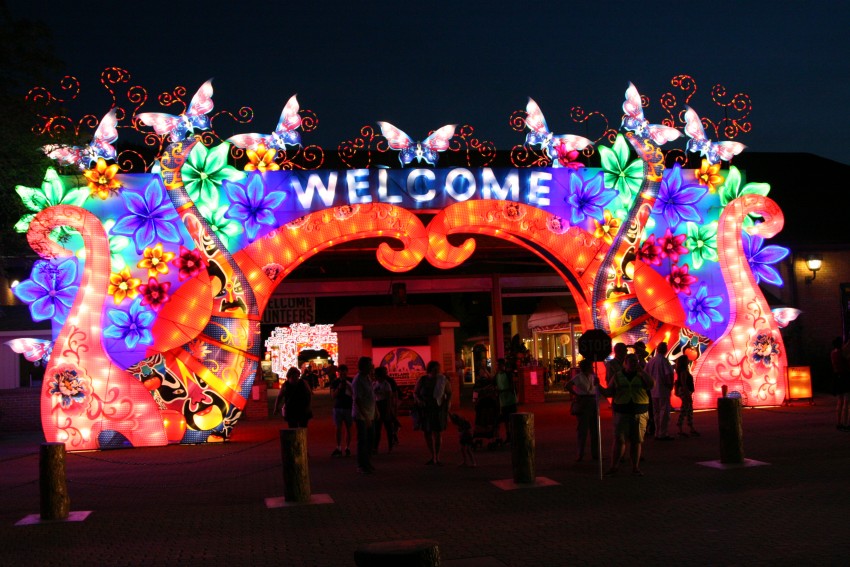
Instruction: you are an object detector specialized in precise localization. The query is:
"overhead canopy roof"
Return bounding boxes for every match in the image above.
[527,298,580,331]
[336,304,459,338]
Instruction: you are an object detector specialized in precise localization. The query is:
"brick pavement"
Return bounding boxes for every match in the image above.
[1,391,849,566]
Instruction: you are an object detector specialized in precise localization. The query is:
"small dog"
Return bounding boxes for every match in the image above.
[450,413,477,467]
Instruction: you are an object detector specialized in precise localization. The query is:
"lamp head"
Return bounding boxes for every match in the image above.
[805,254,822,284]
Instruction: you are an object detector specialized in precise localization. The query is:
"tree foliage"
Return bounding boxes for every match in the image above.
[0,2,65,276]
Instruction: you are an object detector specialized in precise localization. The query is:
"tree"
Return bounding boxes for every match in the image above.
[0,2,65,283]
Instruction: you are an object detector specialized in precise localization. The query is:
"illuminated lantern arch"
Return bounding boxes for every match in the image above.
[265,323,338,377]
[15,79,790,449]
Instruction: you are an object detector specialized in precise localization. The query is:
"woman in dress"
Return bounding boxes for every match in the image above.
[414,360,452,465]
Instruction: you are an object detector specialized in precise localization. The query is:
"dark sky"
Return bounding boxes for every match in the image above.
[8,1,850,164]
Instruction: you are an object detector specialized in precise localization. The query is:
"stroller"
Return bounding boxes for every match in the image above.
[472,390,504,450]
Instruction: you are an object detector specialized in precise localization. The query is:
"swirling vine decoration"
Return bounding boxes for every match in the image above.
[338,125,389,169]
[711,83,753,138]
[447,124,496,167]
[569,106,616,150]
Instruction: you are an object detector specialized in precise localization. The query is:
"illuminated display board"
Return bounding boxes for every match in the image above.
[265,323,338,377]
[12,77,790,449]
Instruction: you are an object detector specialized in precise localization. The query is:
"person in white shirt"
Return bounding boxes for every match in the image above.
[566,359,599,461]
[646,342,675,440]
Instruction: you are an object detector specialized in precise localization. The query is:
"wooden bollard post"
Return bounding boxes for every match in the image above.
[40,442,70,521]
[510,413,535,484]
[279,428,310,502]
[717,397,745,464]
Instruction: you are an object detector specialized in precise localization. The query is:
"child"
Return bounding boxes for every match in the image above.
[450,413,477,467]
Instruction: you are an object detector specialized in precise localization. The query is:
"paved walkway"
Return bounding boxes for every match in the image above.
[1,391,848,566]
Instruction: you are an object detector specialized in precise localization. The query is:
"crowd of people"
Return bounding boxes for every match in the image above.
[564,341,702,477]
[274,356,408,473]
[272,355,520,472]
[268,337,848,476]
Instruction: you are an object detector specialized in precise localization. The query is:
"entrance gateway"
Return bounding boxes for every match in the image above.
[14,80,789,449]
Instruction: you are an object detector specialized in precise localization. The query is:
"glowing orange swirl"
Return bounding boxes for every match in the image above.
[422,201,610,329]
[234,204,429,310]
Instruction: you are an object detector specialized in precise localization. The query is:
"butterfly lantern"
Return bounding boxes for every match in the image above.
[771,308,802,329]
[684,106,746,164]
[525,98,592,168]
[621,82,682,145]
[42,108,118,171]
[377,122,456,166]
[138,79,214,142]
[227,94,302,151]
[5,338,54,366]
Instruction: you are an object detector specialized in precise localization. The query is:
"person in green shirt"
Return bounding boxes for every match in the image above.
[596,353,654,476]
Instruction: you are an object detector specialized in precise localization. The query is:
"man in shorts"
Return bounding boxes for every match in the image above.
[596,353,654,476]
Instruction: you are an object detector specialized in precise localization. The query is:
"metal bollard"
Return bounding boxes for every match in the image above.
[717,397,745,464]
[40,442,70,521]
[510,413,535,484]
[279,428,311,502]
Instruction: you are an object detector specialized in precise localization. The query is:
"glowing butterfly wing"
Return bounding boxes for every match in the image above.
[646,124,682,145]
[5,338,53,364]
[684,106,744,162]
[277,94,302,133]
[377,121,413,150]
[400,147,418,165]
[42,145,84,166]
[228,95,301,151]
[137,112,182,138]
[271,94,302,147]
[771,307,801,328]
[139,80,214,140]
[622,82,646,127]
[683,106,708,142]
[622,83,681,145]
[226,133,269,150]
[422,124,455,153]
[89,108,119,162]
[94,108,119,146]
[186,79,215,128]
[378,122,416,165]
[713,141,746,162]
[684,106,711,155]
[417,125,455,165]
[525,98,551,146]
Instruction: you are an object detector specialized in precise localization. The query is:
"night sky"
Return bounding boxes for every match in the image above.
[7,1,850,164]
